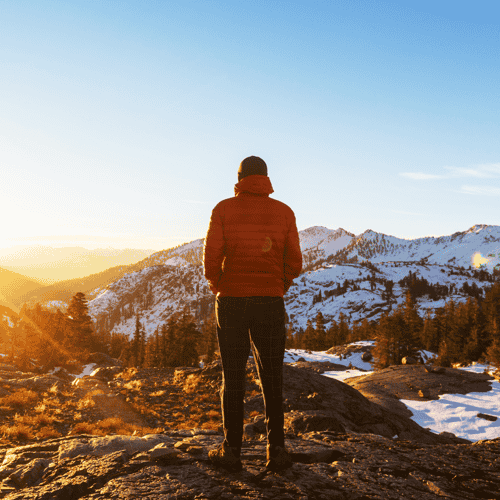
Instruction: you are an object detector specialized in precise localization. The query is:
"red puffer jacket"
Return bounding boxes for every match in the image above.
[203,175,302,297]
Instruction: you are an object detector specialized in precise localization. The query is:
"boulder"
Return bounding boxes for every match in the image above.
[90,366,121,381]
[402,356,417,365]
[71,376,107,390]
[361,351,373,362]
[418,388,430,398]
[58,434,174,461]
[51,367,74,382]
[148,443,181,462]
[477,413,497,422]
[285,411,346,434]
[88,352,122,367]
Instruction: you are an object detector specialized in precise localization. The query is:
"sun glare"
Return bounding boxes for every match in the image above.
[472,252,489,269]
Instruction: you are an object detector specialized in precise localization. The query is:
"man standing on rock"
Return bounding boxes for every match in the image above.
[203,156,302,472]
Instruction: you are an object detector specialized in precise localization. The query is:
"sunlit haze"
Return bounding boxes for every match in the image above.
[1,0,499,253]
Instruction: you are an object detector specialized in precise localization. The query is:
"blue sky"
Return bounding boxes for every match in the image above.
[1,0,499,251]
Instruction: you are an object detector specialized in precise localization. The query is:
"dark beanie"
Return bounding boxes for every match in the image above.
[238,156,268,180]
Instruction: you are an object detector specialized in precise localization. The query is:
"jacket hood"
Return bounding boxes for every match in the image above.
[234,175,274,196]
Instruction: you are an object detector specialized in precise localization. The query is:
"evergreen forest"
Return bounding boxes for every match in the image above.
[1,280,500,373]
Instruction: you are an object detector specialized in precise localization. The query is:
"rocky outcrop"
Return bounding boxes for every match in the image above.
[236,361,467,445]
[0,357,498,498]
[287,360,352,374]
[345,365,494,420]
[1,431,499,499]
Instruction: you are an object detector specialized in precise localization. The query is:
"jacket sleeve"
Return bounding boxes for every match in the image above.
[203,204,225,294]
[283,211,302,293]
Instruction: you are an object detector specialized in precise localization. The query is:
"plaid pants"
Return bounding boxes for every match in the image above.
[215,296,286,450]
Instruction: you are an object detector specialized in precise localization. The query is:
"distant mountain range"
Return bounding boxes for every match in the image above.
[0,246,155,283]
[2,224,499,338]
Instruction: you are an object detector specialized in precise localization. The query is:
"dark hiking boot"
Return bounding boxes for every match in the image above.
[266,445,293,472]
[208,443,242,472]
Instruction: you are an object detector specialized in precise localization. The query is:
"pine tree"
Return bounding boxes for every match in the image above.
[373,308,406,368]
[421,310,438,352]
[295,326,305,349]
[131,315,146,367]
[66,292,95,360]
[437,300,461,365]
[486,318,500,369]
[177,312,201,367]
[337,313,350,347]
[203,312,218,364]
[164,314,182,366]
[160,323,168,367]
[285,324,295,349]
[303,319,315,351]
[461,298,487,362]
[401,291,422,360]
[315,311,327,350]
[146,327,161,368]
[326,320,339,347]
[484,283,500,347]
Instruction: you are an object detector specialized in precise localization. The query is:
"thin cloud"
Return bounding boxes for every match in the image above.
[458,185,500,196]
[401,163,500,181]
[182,199,209,204]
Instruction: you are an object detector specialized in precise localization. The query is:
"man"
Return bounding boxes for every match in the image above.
[203,156,302,472]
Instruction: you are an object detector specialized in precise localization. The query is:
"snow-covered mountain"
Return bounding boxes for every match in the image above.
[83,224,499,339]
[335,224,500,270]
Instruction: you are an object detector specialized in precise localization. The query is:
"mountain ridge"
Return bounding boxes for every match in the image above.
[5,224,499,337]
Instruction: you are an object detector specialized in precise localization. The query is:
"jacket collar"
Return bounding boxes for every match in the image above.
[234,175,274,196]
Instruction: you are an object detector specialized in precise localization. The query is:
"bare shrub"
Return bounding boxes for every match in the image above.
[123,380,142,391]
[37,426,61,440]
[0,423,34,442]
[0,389,39,409]
[71,417,158,437]
[119,368,138,381]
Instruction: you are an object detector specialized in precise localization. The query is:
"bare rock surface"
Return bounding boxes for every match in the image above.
[0,432,499,499]
[249,362,467,444]
[0,359,498,498]
[345,365,494,419]
[326,343,372,358]
[288,360,353,374]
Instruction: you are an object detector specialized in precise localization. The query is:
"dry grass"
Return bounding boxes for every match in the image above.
[48,384,60,395]
[119,368,138,381]
[0,388,39,410]
[71,417,159,437]
[127,399,161,419]
[14,413,55,427]
[77,396,96,410]
[205,409,220,420]
[150,390,167,397]
[34,402,47,413]
[0,423,34,442]
[0,408,63,443]
[183,374,202,394]
[36,426,62,440]
[123,380,142,391]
